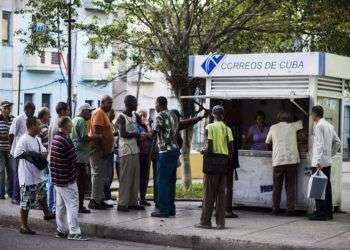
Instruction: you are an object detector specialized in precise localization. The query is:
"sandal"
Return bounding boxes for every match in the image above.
[19,227,36,235]
[68,234,88,241]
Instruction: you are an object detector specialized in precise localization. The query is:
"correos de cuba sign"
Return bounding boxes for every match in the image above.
[188,52,323,77]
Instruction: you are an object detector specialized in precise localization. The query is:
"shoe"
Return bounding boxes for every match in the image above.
[55,230,68,239]
[68,234,88,241]
[216,224,225,230]
[128,205,145,211]
[88,200,107,210]
[140,200,152,207]
[194,223,212,229]
[309,214,328,221]
[0,196,5,200]
[151,212,169,218]
[19,227,36,235]
[117,205,129,212]
[100,201,113,209]
[43,213,56,221]
[79,207,91,214]
[271,208,282,216]
[11,200,19,205]
[225,212,238,218]
[327,214,334,220]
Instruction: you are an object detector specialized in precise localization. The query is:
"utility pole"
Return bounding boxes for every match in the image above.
[17,64,23,115]
[136,65,142,103]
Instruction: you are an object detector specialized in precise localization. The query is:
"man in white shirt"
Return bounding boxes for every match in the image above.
[14,117,55,235]
[9,102,35,205]
[310,105,341,221]
[266,112,303,216]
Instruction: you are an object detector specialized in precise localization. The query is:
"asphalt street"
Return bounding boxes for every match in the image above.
[0,226,187,250]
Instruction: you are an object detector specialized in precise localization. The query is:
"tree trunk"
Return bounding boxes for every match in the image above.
[180,127,193,190]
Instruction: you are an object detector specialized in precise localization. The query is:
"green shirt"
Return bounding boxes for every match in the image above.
[206,121,233,155]
[71,116,90,164]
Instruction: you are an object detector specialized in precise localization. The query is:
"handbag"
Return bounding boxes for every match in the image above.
[26,138,48,171]
[203,125,230,175]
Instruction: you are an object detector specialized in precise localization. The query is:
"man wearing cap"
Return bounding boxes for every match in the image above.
[9,102,36,204]
[0,101,14,199]
[71,104,95,214]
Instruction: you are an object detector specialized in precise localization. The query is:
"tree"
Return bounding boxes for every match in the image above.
[18,0,350,189]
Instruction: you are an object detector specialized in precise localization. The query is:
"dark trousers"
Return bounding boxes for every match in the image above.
[157,149,179,215]
[104,153,114,200]
[226,171,234,212]
[0,151,12,198]
[140,153,150,202]
[313,167,333,217]
[152,154,158,206]
[77,163,88,208]
[273,164,297,211]
[201,174,226,226]
[11,158,20,202]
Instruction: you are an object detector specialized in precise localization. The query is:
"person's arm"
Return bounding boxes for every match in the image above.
[331,129,341,157]
[203,129,213,154]
[8,118,17,148]
[117,115,138,139]
[313,124,324,169]
[265,128,272,144]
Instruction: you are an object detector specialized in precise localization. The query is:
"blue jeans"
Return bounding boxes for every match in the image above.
[43,173,56,213]
[156,148,180,215]
[11,158,20,202]
[0,151,12,198]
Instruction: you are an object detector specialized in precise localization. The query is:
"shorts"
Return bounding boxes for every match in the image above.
[20,182,46,210]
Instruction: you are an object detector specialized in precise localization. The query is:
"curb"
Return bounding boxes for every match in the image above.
[0,213,330,250]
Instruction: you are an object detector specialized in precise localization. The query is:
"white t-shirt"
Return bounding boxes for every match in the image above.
[265,121,303,167]
[14,133,47,186]
[9,113,28,156]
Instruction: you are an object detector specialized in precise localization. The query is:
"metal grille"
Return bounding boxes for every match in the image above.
[317,77,343,95]
[210,76,310,98]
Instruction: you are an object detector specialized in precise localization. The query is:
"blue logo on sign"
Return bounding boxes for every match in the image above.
[34,23,46,33]
[201,54,224,75]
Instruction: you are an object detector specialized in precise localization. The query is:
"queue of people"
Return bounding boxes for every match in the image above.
[0,96,342,237]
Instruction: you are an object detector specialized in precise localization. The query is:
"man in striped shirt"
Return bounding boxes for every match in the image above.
[0,101,14,199]
[50,117,87,241]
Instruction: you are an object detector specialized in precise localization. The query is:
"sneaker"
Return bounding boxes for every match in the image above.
[117,205,129,212]
[100,201,113,209]
[88,200,107,210]
[19,227,36,235]
[151,212,169,218]
[43,213,56,221]
[194,223,212,229]
[55,231,68,239]
[225,211,238,218]
[271,208,282,216]
[308,214,328,221]
[68,234,88,241]
[128,205,145,211]
[79,207,91,214]
[0,196,5,200]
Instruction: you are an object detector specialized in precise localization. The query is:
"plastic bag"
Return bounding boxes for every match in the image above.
[307,169,328,200]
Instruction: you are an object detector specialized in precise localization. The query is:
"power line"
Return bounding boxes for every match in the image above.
[0,79,64,92]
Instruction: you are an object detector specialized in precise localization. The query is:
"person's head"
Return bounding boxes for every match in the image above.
[55,102,70,117]
[109,108,115,122]
[124,95,137,112]
[155,96,168,113]
[79,104,94,120]
[26,116,40,136]
[0,101,13,117]
[24,102,36,118]
[277,111,291,123]
[38,107,50,124]
[101,95,113,112]
[255,111,266,126]
[311,105,324,122]
[212,105,224,121]
[138,110,148,123]
[58,116,73,135]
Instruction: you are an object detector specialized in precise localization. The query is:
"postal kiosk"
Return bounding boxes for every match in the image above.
[187,52,350,211]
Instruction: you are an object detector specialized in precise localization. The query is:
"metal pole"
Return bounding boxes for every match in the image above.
[136,65,142,103]
[67,0,72,116]
[17,69,22,115]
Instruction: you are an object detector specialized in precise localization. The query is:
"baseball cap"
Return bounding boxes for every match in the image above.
[0,101,13,107]
[79,104,94,113]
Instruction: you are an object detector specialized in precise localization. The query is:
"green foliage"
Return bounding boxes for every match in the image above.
[146,183,203,200]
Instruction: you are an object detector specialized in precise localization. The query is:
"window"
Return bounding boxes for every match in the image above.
[40,52,46,64]
[85,100,93,106]
[104,62,109,69]
[51,52,60,65]
[24,93,34,104]
[42,94,51,109]
[318,97,341,136]
[1,72,12,78]
[2,11,11,45]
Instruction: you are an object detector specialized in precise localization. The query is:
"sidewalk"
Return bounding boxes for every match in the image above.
[0,199,350,250]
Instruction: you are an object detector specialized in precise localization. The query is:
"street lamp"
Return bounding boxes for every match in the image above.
[17,64,24,115]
